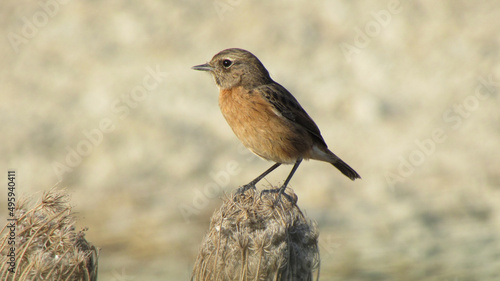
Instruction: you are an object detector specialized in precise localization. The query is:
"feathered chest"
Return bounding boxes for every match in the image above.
[218,87,273,129]
[217,86,314,163]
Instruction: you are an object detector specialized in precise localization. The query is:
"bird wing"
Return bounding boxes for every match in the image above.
[257,82,328,147]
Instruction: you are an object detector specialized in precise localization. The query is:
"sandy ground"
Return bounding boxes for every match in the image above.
[1,0,500,280]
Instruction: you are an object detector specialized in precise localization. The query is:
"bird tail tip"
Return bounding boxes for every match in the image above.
[332,159,361,181]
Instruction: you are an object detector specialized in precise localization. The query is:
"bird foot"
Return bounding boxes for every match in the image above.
[260,186,296,205]
[235,183,256,196]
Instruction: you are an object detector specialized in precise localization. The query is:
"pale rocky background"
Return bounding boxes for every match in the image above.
[2,0,500,280]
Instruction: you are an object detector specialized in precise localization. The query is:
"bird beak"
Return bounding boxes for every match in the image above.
[192,63,214,72]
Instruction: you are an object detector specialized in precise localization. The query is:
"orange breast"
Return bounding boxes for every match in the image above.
[218,87,313,163]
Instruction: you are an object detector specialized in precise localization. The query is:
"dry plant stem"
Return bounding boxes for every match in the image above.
[13,207,70,281]
[0,187,99,281]
[191,187,320,281]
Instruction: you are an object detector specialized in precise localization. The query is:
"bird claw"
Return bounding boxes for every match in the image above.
[235,183,256,196]
[260,186,296,205]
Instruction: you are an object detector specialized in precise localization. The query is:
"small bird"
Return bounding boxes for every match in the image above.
[192,48,360,196]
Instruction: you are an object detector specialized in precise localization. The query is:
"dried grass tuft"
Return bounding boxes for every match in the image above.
[191,187,320,281]
[0,187,99,281]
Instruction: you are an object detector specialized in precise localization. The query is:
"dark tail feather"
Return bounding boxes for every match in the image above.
[332,158,361,181]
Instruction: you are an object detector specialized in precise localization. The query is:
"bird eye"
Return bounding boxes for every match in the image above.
[222,59,233,68]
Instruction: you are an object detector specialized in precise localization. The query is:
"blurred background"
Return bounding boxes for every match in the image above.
[2,0,500,280]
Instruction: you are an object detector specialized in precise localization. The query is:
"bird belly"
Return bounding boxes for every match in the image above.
[219,87,313,164]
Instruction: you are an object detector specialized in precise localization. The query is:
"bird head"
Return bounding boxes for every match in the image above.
[192,48,272,90]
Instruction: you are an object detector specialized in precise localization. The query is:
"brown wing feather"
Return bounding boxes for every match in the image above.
[257,83,327,147]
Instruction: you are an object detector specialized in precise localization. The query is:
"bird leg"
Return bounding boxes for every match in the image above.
[279,159,302,193]
[261,159,302,203]
[236,162,282,194]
